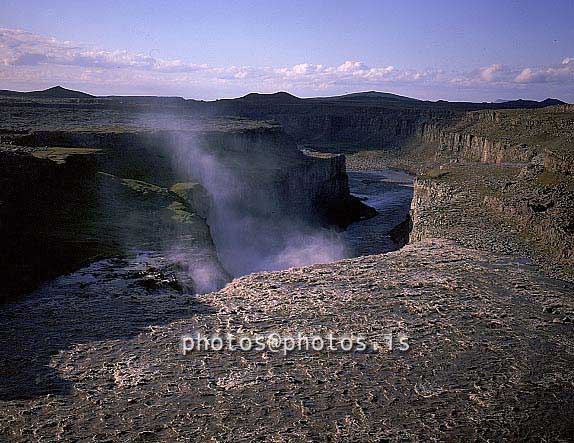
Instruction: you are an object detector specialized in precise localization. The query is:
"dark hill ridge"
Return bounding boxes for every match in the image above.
[516,98,564,106]
[0,86,94,99]
[492,98,565,107]
[313,91,422,103]
[215,91,566,109]
[232,91,302,103]
[203,92,568,150]
[222,91,423,105]
[0,86,567,108]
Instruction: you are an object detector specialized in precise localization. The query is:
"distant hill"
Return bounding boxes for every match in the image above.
[102,95,189,105]
[493,98,566,107]
[0,86,94,99]
[214,91,565,110]
[31,86,95,99]
[219,92,302,104]
[314,91,421,103]
[0,86,566,111]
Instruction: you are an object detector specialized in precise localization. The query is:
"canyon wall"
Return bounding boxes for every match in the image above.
[419,122,539,164]
[0,147,106,298]
[404,106,574,278]
[0,143,227,299]
[409,165,573,278]
[159,128,373,275]
[417,107,574,174]
[244,101,573,178]
[270,109,438,150]
[13,127,369,225]
[0,124,369,297]
[216,102,572,277]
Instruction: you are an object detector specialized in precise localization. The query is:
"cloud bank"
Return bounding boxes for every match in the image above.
[0,28,572,101]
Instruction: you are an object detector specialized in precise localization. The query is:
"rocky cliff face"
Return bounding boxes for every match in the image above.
[0,123,369,297]
[255,101,573,179]
[0,146,102,298]
[271,109,434,150]
[9,126,367,225]
[156,128,373,276]
[407,106,573,278]
[205,92,562,153]
[409,164,573,279]
[419,122,539,164]
[418,106,574,174]
[0,143,228,299]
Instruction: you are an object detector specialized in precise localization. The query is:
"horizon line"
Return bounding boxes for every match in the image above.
[1,84,570,105]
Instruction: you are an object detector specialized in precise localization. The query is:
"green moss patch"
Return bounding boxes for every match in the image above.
[32,147,101,164]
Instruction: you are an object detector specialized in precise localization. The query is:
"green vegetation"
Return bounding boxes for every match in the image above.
[32,147,101,164]
[170,182,200,200]
[418,168,450,180]
[166,201,198,224]
[122,178,171,198]
[449,106,574,160]
[535,170,574,190]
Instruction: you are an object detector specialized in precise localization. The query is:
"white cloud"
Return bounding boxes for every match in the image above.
[336,60,368,72]
[0,28,208,73]
[479,64,504,82]
[0,28,572,99]
[514,60,574,84]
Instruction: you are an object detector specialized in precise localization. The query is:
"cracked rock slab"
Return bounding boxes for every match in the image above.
[1,239,573,442]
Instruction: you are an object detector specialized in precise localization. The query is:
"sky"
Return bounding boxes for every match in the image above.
[0,0,573,101]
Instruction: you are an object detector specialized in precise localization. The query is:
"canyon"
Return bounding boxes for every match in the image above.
[0,100,373,298]
[0,88,573,441]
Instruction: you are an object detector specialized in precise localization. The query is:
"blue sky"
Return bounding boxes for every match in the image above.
[1,0,573,101]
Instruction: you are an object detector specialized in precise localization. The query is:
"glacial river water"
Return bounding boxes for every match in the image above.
[344,168,414,256]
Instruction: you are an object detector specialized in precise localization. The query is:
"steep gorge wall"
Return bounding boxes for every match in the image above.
[0,147,112,298]
[419,122,539,164]
[409,169,574,278]
[417,107,574,174]
[223,106,456,151]
[1,125,368,297]
[260,103,572,177]
[11,128,363,224]
[273,110,429,149]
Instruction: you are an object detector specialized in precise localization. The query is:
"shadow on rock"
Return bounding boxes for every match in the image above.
[0,252,216,400]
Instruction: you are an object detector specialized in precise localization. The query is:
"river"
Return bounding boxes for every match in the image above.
[344,168,414,256]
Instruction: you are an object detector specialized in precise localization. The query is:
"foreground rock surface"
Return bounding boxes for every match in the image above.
[1,240,573,442]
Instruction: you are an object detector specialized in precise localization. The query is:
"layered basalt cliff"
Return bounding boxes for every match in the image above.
[206,92,561,152]
[0,143,227,299]
[268,109,437,150]
[0,118,370,297]
[409,164,574,278]
[339,105,574,278]
[157,128,373,276]
[0,146,103,298]
[418,106,574,173]
[10,126,370,225]
[419,122,539,164]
